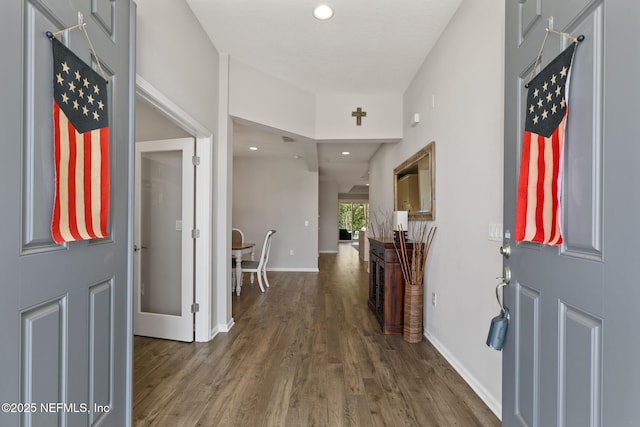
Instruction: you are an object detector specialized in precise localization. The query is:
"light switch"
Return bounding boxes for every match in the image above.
[488,222,503,241]
[176,220,182,231]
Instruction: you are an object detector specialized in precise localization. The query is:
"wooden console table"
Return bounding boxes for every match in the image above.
[368,238,414,334]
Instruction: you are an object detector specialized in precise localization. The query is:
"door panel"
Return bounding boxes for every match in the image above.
[88,279,114,426]
[134,139,195,342]
[560,4,603,260]
[559,303,602,427]
[519,0,541,42]
[22,2,66,253]
[514,284,540,427]
[21,297,66,426]
[504,0,640,426]
[0,0,133,425]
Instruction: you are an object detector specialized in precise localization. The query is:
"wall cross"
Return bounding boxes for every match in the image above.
[351,107,367,126]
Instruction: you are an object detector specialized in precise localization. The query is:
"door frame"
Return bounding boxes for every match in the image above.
[136,76,214,341]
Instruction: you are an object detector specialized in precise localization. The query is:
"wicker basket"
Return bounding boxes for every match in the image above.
[403,284,424,343]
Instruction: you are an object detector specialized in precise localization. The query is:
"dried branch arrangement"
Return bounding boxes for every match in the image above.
[394,222,437,287]
[370,209,393,239]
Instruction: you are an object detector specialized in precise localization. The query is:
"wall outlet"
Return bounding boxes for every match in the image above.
[432,292,437,307]
[289,249,294,256]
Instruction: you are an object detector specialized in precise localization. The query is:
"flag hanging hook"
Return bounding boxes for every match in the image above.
[524,28,585,88]
[45,13,108,82]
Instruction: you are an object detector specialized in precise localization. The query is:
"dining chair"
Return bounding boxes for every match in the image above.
[235,229,276,292]
[231,228,245,286]
[232,228,244,244]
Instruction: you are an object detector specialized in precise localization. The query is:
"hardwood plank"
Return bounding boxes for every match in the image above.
[133,243,500,427]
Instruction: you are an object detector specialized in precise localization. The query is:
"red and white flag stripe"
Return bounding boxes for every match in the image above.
[515,113,566,245]
[51,101,109,244]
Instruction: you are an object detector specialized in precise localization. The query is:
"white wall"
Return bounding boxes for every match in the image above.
[315,93,403,141]
[230,59,403,143]
[229,59,316,139]
[369,0,505,417]
[319,181,339,253]
[233,157,319,271]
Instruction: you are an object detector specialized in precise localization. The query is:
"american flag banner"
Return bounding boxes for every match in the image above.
[51,37,109,243]
[515,43,577,245]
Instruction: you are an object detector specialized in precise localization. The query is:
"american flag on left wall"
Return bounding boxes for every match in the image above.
[50,37,109,243]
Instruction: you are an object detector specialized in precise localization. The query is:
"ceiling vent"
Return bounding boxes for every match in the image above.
[282,136,295,143]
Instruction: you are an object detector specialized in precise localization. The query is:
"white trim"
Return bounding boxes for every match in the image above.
[216,317,235,335]
[211,318,235,340]
[319,250,339,254]
[209,326,219,340]
[268,267,320,272]
[135,75,214,343]
[424,331,502,420]
[136,75,210,138]
[214,54,234,341]
[125,4,137,424]
[194,139,212,342]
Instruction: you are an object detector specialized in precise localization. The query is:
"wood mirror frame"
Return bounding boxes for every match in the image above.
[393,142,435,221]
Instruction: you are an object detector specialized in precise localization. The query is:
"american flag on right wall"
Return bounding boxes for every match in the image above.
[515,42,577,245]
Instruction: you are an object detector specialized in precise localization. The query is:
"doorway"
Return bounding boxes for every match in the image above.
[338,201,368,241]
[134,80,215,342]
[134,138,195,342]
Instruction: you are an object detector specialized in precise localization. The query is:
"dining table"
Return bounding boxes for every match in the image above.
[232,241,255,296]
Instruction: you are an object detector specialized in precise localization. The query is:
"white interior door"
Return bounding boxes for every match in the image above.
[134,138,194,342]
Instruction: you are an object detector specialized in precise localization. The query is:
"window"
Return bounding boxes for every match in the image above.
[338,202,368,240]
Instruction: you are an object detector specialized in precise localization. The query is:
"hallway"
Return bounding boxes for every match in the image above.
[133,243,499,426]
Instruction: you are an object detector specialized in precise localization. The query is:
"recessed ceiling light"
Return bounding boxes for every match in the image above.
[342,151,350,155]
[313,4,334,20]
[249,146,258,151]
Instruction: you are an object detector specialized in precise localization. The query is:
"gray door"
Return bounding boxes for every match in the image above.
[504,1,640,426]
[0,1,133,426]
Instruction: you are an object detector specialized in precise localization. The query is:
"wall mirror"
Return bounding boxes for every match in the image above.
[394,141,435,221]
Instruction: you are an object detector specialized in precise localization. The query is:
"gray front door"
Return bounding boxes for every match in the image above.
[0,1,133,426]
[504,1,640,426]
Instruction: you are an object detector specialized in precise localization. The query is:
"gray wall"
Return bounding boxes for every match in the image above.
[136,0,219,133]
[319,181,339,253]
[136,0,224,335]
[135,96,191,141]
[233,157,319,271]
[368,0,504,416]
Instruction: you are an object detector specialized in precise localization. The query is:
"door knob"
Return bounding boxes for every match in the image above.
[499,242,511,258]
[497,266,511,284]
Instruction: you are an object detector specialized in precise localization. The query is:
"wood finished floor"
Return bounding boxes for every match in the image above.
[133,243,500,427]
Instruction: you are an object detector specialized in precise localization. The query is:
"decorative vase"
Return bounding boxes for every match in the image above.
[403,284,424,343]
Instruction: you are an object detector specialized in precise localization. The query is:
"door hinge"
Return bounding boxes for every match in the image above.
[191,303,200,313]
[192,229,200,239]
[192,155,200,166]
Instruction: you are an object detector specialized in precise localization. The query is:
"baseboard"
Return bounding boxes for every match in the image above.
[319,250,338,254]
[268,267,320,272]
[213,317,235,337]
[424,331,502,421]
[208,326,219,341]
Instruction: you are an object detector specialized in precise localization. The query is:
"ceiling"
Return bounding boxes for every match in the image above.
[185,0,462,194]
